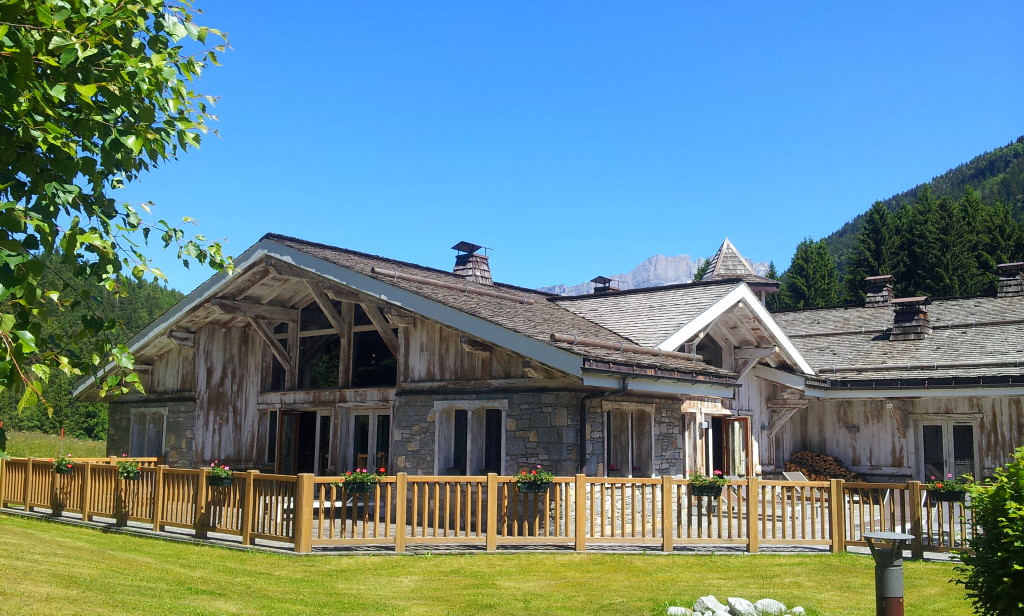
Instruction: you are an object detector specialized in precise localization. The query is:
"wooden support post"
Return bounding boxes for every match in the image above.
[908,481,924,560]
[574,474,587,552]
[194,470,208,539]
[293,473,314,553]
[241,470,257,546]
[746,476,760,553]
[829,479,846,554]
[23,457,33,513]
[286,321,300,390]
[152,465,166,532]
[394,473,408,553]
[661,475,674,553]
[485,473,498,552]
[80,462,93,522]
[0,458,5,507]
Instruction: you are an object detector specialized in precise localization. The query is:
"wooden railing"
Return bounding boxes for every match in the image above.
[0,458,974,556]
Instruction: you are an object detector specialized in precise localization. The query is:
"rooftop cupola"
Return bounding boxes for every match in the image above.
[996,262,1024,298]
[590,276,620,294]
[889,296,932,341]
[702,237,779,305]
[864,275,895,308]
[452,241,493,286]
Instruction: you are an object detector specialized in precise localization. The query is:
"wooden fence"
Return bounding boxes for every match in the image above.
[0,458,973,556]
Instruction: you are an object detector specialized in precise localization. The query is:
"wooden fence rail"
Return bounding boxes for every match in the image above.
[0,458,975,555]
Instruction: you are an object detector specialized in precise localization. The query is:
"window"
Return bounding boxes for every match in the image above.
[349,410,391,471]
[434,401,506,475]
[129,408,166,457]
[916,417,978,480]
[605,407,652,477]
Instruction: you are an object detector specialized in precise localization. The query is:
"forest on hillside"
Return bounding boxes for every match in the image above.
[0,254,183,440]
[771,137,1024,311]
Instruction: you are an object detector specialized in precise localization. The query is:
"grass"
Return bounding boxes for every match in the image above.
[0,514,969,616]
[3,430,106,459]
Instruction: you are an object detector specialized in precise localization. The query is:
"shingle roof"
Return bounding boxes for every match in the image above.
[772,296,1024,382]
[704,238,779,286]
[552,281,739,347]
[267,235,735,379]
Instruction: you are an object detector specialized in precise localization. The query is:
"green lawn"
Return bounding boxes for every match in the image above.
[3,430,106,458]
[0,514,969,616]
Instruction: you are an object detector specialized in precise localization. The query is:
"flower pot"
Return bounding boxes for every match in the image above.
[54,467,73,475]
[930,490,966,502]
[207,475,234,487]
[691,485,724,498]
[516,481,551,493]
[343,481,376,494]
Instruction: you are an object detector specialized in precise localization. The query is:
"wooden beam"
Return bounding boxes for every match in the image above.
[360,302,400,357]
[167,330,195,347]
[735,346,777,361]
[211,298,299,323]
[766,407,799,439]
[247,317,291,369]
[303,279,348,339]
[383,306,415,328]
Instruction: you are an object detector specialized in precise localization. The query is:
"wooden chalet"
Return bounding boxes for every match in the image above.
[76,236,1024,482]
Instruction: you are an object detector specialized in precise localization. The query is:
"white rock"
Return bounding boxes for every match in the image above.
[694,596,727,614]
[753,599,787,616]
[667,607,692,616]
[789,608,805,616]
[727,597,757,616]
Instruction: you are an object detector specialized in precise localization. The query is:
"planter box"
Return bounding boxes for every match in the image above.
[516,482,551,493]
[929,490,966,502]
[207,475,234,488]
[343,481,376,494]
[690,485,724,498]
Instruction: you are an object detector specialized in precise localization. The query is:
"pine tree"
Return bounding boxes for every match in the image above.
[844,201,900,303]
[779,239,842,309]
[692,258,712,282]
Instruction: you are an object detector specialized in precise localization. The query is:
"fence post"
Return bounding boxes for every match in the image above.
[661,475,674,553]
[152,465,166,532]
[394,473,408,553]
[23,457,33,513]
[485,473,498,552]
[194,469,208,539]
[908,481,924,560]
[0,457,5,507]
[240,470,257,546]
[80,462,93,522]
[830,479,846,554]
[747,476,760,553]
[293,473,314,553]
[574,474,587,552]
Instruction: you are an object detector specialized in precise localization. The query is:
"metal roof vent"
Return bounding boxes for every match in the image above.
[590,276,620,294]
[452,241,493,286]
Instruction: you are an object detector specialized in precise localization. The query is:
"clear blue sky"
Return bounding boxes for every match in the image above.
[119,1,1024,293]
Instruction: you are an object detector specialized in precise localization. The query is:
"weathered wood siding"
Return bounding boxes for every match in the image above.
[194,325,262,464]
[791,395,1024,480]
[145,344,196,393]
[401,318,556,382]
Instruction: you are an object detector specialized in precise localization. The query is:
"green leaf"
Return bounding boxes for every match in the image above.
[74,83,98,99]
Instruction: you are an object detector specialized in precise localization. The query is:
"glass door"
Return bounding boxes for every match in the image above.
[920,420,977,480]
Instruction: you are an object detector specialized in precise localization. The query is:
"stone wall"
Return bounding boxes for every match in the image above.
[107,399,197,468]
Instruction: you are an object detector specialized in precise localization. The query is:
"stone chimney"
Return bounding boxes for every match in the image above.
[590,276,620,294]
[996,262,1024,298]
[452,241,493,285]
[890,297,932,341]
[864,275,895,308]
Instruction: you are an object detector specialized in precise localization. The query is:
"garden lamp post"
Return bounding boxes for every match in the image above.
[863,531,915,616]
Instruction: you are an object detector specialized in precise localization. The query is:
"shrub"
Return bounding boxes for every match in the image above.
[955,446,1024,616]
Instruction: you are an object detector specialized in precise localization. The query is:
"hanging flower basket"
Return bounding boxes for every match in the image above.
[929,490,966,502]
[691,485,724,498]
[54,467,74,476]
[120,470,141,481]
[516,481,552,493]
[343,481,376,494]
[207,475,233,488]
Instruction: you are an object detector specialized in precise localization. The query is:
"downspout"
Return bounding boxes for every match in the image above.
[578,376,630,474]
